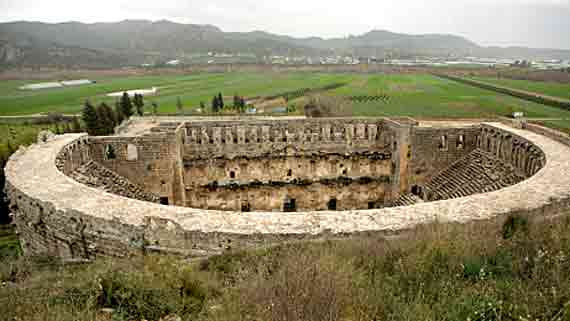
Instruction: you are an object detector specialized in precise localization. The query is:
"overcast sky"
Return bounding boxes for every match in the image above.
[1,0,570,49]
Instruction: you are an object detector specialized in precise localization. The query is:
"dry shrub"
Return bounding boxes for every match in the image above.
[234,246,354,321]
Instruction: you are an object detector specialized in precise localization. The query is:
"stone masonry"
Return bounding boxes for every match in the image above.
[5,118,570,260]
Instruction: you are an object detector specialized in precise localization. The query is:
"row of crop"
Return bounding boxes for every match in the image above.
[265,82,347,102]
[435,74,570,111]
[349,94,390,103]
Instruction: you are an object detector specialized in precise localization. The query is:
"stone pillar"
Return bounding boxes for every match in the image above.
[388,121,414,200]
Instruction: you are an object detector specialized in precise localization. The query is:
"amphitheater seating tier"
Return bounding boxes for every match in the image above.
[70,161,160,203]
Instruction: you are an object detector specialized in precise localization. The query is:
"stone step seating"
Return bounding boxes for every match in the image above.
[391,193,424,207]
[70,161,160,203]
[423,149,525,202]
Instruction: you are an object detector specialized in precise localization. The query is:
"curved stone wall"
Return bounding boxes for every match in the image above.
[5,120,569,260]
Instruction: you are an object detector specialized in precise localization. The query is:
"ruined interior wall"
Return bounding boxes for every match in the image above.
[184,154,392,211]
[182,118,396,211]
[409,127,481,188]
[185,155,392,186]
[88,134,179,202]
[183,118,394,160]
[186,179,390,212]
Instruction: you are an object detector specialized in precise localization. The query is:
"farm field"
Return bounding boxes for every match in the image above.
[470,76,570,101]
[1,73,570,119]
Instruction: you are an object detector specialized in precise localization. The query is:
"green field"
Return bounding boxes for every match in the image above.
[471,76,570,101]
[2,73,570,120]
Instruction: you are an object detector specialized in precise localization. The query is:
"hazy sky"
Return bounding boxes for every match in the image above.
[1,0,570,49]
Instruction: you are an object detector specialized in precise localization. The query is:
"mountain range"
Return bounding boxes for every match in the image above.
[1,19,569,68]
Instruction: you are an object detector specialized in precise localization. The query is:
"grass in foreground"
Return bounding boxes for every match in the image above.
[2,214,570,321]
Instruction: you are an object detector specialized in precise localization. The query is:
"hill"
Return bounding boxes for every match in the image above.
[1,20,569,68]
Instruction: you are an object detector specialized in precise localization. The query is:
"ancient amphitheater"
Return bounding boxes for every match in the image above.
[5,116,570,260]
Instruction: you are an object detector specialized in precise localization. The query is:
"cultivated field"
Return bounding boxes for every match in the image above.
[471,76,570,101]
[2,72,570,120]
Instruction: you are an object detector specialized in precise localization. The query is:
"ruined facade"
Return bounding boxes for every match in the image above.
[6,117,567,261]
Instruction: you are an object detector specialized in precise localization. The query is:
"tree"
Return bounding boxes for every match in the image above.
[115,99,125,125]
[200,101,206,111]
[82,100,99,136]
[6,141,14,154]
[96,102,116,135]
[64,121,72,134]
[71,116,82,133]
[176,97,184,115]
[0,155,10,224]
[233,94,247,113]
[120,92,134,119]
[212,95,220,113]
[133,93,145,117]
[218,92,224,110]
[233,94,240,112]
[151,102,158,118]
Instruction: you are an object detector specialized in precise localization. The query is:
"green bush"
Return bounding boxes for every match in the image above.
[502,215,529,240]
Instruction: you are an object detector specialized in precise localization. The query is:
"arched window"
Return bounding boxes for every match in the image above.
[327,198,337,210]
[457,135,464,149]
[104,145,116,160]
[126,144,138,161]
[438,135,448,151]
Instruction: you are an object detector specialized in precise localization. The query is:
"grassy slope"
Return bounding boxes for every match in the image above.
[2,215,570,321]
[472,76,570,101]
[2,73,570,119]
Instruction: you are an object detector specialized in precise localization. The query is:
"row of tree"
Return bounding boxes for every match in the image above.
[82,92,156,136]
[211,93,247,113]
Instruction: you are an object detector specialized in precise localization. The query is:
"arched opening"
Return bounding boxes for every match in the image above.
[229,171,236,179]
[411,185,423,197]
[104,145,116,160]
[283,198,296,212]
[438,135,448,150]
[126,144,138,161]
[241,202,251,212]
[457,135,465,149]
[327,198,337,210]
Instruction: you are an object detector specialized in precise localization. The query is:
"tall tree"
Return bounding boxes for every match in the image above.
[96,102,116,135]
[133,93,145,117]
[115,99,125,125]
[71,116,82,133]
[218,93,224,110]
[212,95,219,113]
[233,94,240,112]
[120,92,134,119]
[0,155,10,224]
[176,97,184,115]
[82,100,99,136]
